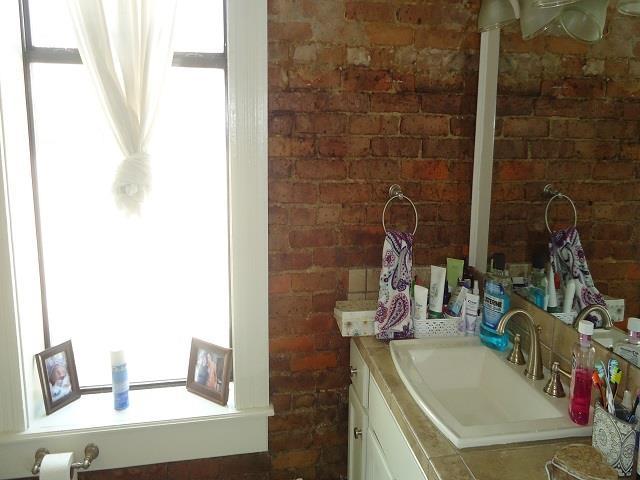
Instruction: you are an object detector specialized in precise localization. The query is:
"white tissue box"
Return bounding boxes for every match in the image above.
[334,300,377,337]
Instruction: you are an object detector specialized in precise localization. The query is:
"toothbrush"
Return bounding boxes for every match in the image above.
[595,361,607,381]
[608,358,622,405]
[611,367,623,399]
[596,360,615,414]
[608,358,619,383]
[592,371,606,408]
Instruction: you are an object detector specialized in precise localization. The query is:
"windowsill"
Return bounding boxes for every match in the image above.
[0,386,273,480]
[24,384,250,432]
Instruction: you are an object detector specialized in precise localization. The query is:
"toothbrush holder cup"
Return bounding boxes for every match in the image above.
[592,403,639,476]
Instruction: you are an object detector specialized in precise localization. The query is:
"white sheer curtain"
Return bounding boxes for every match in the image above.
[67,0,177,214]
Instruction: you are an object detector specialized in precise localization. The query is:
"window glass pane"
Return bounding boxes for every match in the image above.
[27,0,224,53]
[28,0,78,48]
[30,63,229,387]
[173,0,225,53]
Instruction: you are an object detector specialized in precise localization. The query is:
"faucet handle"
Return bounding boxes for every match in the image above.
[543,362,566,398]
[507,334,526,365]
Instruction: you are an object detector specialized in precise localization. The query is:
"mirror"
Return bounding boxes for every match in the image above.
[487,14,639,351]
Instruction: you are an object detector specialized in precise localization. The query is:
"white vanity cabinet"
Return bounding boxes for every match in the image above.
[348,340,428,480]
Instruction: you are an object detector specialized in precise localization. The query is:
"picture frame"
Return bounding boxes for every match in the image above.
[35,340,81,415]
[186,338,232,406]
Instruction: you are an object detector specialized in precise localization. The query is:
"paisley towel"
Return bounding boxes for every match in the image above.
[550,227,606,324]
[375,230,414,340]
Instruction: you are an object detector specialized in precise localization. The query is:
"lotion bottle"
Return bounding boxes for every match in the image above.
[111,350,129,410]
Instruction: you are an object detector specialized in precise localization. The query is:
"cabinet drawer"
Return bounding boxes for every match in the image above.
[350,339,370,407]
[369,377,426,480]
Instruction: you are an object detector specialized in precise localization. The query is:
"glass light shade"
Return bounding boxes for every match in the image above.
[479,0,518,31]
[618,0,640,15]
[519,0,564,38]
[560,0,609,43]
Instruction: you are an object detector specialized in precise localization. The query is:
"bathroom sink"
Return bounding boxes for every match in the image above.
[390,337,592,448]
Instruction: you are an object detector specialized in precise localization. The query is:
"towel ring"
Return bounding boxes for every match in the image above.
[544,184,577,234]
[382,184,418,235]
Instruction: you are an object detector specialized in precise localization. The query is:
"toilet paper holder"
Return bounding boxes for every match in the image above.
[31,444,99,476]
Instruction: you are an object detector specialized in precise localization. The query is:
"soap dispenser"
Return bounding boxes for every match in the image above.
[613,317,640,368]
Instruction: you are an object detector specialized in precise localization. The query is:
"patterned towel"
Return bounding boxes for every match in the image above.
[550,227,606,324]
[374,230,414,340]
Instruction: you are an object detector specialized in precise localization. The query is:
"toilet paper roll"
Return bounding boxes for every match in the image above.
[40,452,77,480]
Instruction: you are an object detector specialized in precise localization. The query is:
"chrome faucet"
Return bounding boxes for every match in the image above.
[572,304,613,330]
[495,308,544,380]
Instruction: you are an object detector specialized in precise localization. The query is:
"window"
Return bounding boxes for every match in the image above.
[0,1,269,477]
[23,0,228,388]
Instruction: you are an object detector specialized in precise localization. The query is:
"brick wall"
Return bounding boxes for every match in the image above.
[267,1,478,478]
[489,13,640,319]
[35,2,640,480]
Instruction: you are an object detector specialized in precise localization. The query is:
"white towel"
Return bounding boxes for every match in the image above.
[374,230,414,340]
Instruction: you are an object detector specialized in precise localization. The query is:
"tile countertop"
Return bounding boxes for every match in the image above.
[353,336,591,480]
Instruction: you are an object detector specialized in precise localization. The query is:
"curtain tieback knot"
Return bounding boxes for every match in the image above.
[112,152,151,215]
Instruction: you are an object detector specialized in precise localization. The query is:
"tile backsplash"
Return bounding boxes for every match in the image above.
[347,266,431,301]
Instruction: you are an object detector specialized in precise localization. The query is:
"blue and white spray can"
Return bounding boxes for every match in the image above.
[111,350,129,410]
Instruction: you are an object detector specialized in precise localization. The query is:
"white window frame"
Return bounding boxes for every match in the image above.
[0,1,271,478]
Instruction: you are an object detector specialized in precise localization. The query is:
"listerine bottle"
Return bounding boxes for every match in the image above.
[480,253,511,351]
[528,250,548,309]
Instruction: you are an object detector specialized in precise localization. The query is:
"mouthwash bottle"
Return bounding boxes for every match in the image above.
[480,253,511,351]
[528,250,548,309]
[569,320,595,425]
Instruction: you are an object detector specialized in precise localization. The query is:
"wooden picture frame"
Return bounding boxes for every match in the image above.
[35,340,81,415]
[186,338,232,406]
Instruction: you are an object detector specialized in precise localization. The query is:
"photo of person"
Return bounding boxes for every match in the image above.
[206,353,223,393]
[187,338,232,406]
[45,351,72,402]
[194,348,223,393]
[194,348,210,385]
[36,340,80,414]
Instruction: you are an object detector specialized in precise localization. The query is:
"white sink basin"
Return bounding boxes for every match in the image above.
[390,337,592,448]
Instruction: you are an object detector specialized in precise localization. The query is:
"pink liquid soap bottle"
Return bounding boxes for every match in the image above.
[569,320,595,425]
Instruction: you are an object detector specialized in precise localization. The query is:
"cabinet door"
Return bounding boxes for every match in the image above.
[369,378,426,480]
[348,385,368,480]
[365,429,394,480]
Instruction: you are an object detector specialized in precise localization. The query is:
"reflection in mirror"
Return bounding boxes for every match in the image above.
[487,13,639,350]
